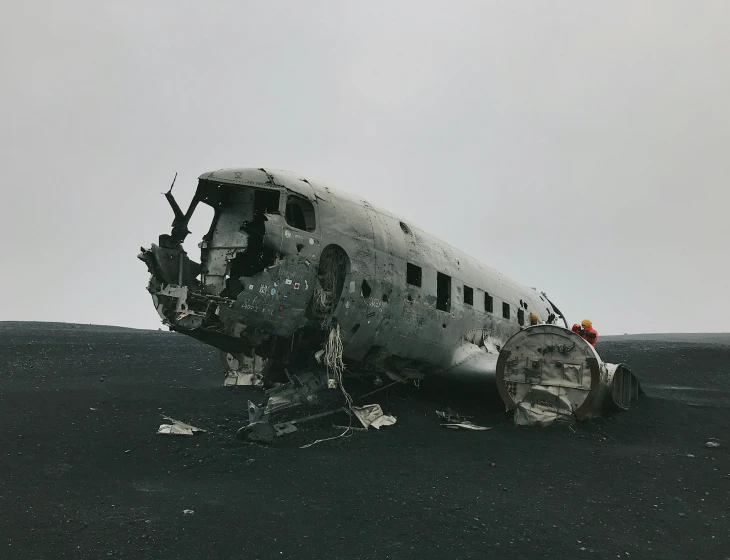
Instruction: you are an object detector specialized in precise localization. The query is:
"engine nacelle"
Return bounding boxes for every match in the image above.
[495,325,641,426]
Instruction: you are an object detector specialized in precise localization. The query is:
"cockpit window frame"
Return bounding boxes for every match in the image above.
[285,194,317,233]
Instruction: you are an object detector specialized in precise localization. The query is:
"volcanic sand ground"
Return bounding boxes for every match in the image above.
[1,322,728,559]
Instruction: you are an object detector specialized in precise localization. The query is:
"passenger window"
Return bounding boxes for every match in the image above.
[407,263,422,287]
[437,272,451,312]
[502,302,510,319]
[485,293,493,313]
[518,309,524,326]
[464,285,473,306]
[285,196,316,232]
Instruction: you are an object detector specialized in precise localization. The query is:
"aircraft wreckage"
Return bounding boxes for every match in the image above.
[139,167,641,434]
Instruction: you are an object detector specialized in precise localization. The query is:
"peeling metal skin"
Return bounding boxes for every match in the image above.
[138,168,580,390]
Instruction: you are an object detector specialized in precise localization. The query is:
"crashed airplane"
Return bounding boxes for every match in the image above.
[139,167,640,429]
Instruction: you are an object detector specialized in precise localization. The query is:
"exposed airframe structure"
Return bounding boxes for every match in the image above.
[139,168,640,428]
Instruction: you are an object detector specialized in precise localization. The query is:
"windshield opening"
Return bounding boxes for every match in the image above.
[182,200,215,267]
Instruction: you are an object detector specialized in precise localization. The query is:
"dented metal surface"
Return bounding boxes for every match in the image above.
[139,166,637,428]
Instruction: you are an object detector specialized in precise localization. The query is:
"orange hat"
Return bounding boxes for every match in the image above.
[529,313,538,321]
[581,318,592,328]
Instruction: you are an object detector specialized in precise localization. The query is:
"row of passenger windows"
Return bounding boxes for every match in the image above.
[406,262,513,320]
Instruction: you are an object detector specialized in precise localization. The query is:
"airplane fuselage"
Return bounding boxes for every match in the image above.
[139,168,565,381]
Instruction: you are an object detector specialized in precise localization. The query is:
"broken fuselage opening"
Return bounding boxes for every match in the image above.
[196,181,283,297]
[139,177,326,363]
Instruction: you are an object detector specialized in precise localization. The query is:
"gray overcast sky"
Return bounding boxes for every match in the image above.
[1,1,728,335]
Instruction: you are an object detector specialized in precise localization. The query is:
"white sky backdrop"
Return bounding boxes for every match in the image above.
[1,1,728,334]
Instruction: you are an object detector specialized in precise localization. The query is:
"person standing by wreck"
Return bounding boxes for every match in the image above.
[572,319,598,346]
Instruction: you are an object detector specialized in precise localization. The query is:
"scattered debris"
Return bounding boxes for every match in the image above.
[272,407,348,437]
[237,348,396,445]
[157,424,195,436]
[264,371,328,414]
[239,422,276,443]
[157,416,207,436]
[512,401,575,427]
[443,421,492,431]
[273,422,299,436]
[352,404,397,429]
[221,352,266,387]
[247,401,268,424]
[333,424,367,432]
[705,441,720,448]
[223,371,257,386]
[236,400,276,442]
[183,509,194,515]
[436,409,491,431]
[436,408,473,422]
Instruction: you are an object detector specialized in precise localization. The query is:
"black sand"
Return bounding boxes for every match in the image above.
[1,322,728,559]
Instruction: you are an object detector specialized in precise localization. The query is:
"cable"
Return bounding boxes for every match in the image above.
[300,324,356,448]
[311,251,339,319]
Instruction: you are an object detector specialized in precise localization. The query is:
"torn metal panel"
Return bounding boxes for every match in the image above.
[512,386,578,427]
[263,370,329,414]
[247,401,268,424]
[157,416,206,436]
[272,407,349,436]
[435,409,473,422]
[513,401,572,427]
[259,213,320,260]
[442,422,492,431]
[221,351,266,386]
[496,325,641,426]
[157,424,196,436]
[463,329,507,354]
[436,409,491,430]
[138,244,201,288]
[224,372,257,386]
[352,404,396,429]
[237,401,275,442]
[274,422,299,436]
[240,421,276,443]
